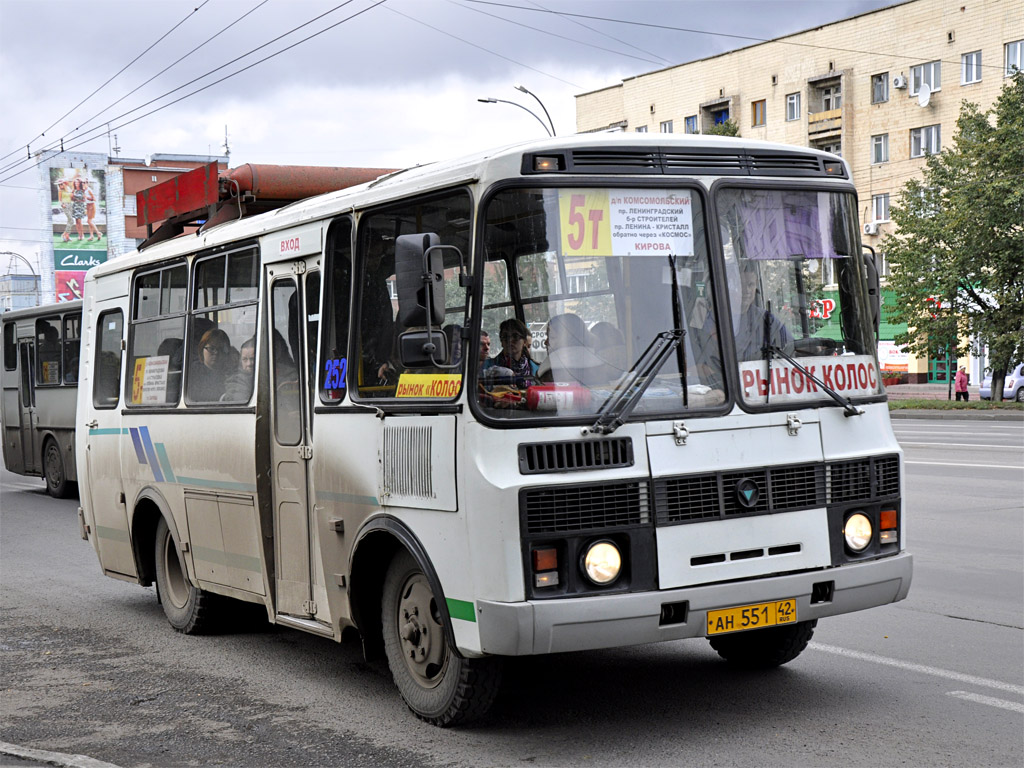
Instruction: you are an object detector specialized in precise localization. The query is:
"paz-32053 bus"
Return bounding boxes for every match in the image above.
[77,134,911,726]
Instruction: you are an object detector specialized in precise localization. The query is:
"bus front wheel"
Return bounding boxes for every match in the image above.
[708,619,817,668]
[154,517,219,634]
[43,439,71,498]
[381,551,502,726]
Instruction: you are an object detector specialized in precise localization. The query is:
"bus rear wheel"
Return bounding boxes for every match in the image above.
[154,517,220,634]
[381,551,502,726]
[43,439,71,498]
[708,619,817,668]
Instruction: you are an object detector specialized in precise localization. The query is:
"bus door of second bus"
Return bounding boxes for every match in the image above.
[266,256,324,622]
[17,339,37,475]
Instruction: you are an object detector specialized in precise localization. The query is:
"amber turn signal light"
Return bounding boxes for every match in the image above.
[880,509,898,530]
[532,547,558,572]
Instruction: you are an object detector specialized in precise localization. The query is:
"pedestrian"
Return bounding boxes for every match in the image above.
[955,366,969,401]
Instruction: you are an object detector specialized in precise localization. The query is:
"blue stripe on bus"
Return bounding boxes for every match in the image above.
[138,426,164,483]
[155,443,176,484]
[89,428,128,436]
[129,427,147,464]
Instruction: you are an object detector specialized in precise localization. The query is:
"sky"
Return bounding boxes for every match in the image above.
[0,0,899,274]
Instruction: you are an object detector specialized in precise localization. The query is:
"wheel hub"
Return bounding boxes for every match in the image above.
[396,574,447,688]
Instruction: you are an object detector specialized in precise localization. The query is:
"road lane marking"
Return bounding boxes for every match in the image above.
[904,460,1023,470]
[946,691,1024,714]
[0,741,124,768]
[810,643,1024,696]
[899,441,1023,448]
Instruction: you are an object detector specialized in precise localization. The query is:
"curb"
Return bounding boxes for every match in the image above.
[889,409,1024,421]
[0,743,122,768]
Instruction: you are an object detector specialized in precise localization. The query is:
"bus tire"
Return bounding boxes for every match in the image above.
[43,439,71,498]
[154,517,219,634]
[382,551,501,727]
[708,619,817,668]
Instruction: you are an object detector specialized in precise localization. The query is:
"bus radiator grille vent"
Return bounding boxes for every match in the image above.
[747,152,824,175]
[570,149,661,172]
[563,148,830,177]
[652,474,719,522]
[828,455,900,503]
[518,437,634,474]
[522,481,649,534]
[382,425,434,499]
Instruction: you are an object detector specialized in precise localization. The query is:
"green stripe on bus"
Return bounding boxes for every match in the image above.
[95,525,130,542]
[446,598,476,623]
[89,428,128,435]
[154,443,177,483]
[176,476,258,494]
[191,545,263,574]
[316,490,380,506]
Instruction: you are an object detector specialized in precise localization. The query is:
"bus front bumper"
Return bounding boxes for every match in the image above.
[475,552,912,656]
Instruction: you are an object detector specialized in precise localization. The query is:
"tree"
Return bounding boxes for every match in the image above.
[884,72,1024,399]
[705,119,739,137]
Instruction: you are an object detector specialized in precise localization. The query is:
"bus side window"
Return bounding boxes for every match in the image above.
[64,313,81,384]
[320,217,352,403]
[93,310,123,408]
[35,316,62,385]
[2,322,14,370]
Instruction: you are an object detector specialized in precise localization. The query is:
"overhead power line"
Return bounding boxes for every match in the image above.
[0,0,389,186]
[464,0,1015,73]
[0,1,211,167]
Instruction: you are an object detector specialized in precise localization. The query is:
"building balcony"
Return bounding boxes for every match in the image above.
[808,108,842,139]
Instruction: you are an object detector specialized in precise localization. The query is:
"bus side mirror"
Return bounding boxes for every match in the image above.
[862,245,881,340]
[395,233,445,328]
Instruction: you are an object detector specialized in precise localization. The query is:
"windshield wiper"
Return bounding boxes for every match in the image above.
[761,313,863,417]
[584,329,684,435]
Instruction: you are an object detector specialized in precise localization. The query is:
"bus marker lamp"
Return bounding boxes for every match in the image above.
[879,509,899,544]
[533,155,561,172]
[533,547,559,588]
[583,541,622,585]
[843,513,873,552]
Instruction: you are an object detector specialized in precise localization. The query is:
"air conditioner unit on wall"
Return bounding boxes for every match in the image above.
[863,222,879,235]
[893,74,908,89]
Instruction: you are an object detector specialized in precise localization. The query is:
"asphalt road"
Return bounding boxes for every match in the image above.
[1,415,1021,768]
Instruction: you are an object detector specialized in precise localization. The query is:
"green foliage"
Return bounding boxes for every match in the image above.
[888,398,1023,411]
[884,73,1024,383]
[705,119,739,137]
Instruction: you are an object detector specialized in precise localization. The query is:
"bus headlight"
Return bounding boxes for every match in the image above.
[583,541,622,585]
[843,513,873,552]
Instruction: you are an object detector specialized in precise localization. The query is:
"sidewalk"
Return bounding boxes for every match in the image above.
[884,382,1023,420]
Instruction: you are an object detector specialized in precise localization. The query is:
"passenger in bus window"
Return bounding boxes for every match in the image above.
[730,262,793,361]
[223,336,256,402]
[589,321,629,377]
[482,319,538,386]
[189,328,231,402]
[158,337,184,402]
[478,330,491,365]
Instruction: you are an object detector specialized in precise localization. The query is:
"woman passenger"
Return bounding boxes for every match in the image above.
[482,318,538,384]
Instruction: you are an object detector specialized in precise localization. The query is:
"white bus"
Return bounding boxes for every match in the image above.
[77,134,911,726]
[2,299,82,496]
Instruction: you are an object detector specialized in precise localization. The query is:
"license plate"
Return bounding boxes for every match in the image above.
[706,599,797,636]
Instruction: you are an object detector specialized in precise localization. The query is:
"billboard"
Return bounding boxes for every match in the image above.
[50,166,107,302]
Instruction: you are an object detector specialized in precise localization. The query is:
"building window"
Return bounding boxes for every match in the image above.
[910,61,941,95]
[961,51,982,84]
[660,120,673,133]
[821,141,841,157]
[821,85,841,111]
[684,115,698,133]
[872,194,890,222]
[911,125,941,157]
[871,134,889,164]
[871,72,889,103]
[714,109,729,125]
[635,125,648,133]
[751,100,766,127]
[1006,40,1023,76]
[785,92,801,121]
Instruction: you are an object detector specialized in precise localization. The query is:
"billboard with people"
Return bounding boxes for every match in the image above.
[50,166,108,302]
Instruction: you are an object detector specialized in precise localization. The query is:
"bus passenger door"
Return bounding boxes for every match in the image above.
[17,341,37,474]
[267,259,320,620]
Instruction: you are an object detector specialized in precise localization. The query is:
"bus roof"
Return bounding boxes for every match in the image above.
[1,299,83,321]
[88,133,850,281]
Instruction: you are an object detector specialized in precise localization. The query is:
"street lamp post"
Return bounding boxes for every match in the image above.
[477,98,553,137]
[514,84,556,137]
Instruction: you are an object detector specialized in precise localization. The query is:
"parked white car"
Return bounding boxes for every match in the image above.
[979,363,1024,402]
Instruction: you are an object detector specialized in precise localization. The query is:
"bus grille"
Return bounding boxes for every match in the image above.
[541,147,840,178]
[522,481,650,533]
[382,425,434,499]
[518,437,633,474]
[654,457,897,525]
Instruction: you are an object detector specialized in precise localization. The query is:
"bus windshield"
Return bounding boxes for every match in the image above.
[476,185,880,421]
[477,186,726,420]
[716,187,880,408]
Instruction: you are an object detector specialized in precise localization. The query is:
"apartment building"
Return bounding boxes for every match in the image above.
[575,0,1023,382]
